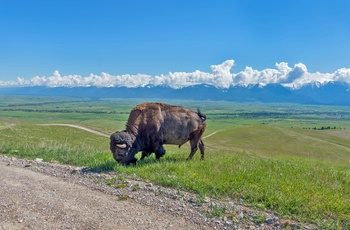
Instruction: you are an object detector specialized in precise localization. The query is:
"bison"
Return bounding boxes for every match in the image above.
[110,102,207,165]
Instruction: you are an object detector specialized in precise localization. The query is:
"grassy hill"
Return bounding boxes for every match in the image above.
[208,125,350,166]
[1,96,349,228]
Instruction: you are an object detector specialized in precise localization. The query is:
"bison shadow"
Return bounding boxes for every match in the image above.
[85,154,184,173]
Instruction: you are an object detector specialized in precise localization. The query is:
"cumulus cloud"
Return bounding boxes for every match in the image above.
[1,59,350,89]
[209,60,235,88]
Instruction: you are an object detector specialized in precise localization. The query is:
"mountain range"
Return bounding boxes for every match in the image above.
[1,81,349,105]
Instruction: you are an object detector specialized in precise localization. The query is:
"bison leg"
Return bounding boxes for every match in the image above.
[199,138,205,160]
[140,151,152,160]
[186,138,199,160]
[154,144,166,160]
[187,136,205,160]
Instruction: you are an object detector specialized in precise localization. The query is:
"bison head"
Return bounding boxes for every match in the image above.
[110,131,134,164]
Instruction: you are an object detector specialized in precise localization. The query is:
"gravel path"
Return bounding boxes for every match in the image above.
[0,156,203,230]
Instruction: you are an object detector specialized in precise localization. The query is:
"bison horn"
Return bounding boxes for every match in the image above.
[116,144,127,149]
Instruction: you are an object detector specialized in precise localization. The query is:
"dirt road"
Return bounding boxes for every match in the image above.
[0,157,203,230]
[39,124,110,138]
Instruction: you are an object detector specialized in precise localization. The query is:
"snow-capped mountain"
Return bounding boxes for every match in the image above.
[1,81,349,105]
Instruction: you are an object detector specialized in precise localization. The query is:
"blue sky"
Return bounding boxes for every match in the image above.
[1,0,350,86]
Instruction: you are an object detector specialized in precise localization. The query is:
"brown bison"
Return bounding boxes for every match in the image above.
[110,102,207,165]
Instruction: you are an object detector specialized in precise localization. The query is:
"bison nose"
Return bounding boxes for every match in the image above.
[115,156,124,163]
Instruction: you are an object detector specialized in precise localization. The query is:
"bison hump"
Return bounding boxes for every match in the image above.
[132,102,167,112]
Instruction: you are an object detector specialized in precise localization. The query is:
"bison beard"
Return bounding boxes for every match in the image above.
[110,102,207,165]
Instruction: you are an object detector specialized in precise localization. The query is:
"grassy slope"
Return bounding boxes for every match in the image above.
[120,126,350,228]
[1,97,350,228]
[208,125,350,166]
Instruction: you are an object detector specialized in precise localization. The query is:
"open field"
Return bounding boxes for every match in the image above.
[1,96,350,229]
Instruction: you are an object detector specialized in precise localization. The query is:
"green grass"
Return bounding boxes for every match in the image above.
[0,124,108,166]
[110,138,350,228]
[1,96,350,229]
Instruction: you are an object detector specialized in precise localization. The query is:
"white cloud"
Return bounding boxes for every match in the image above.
[209,60,235,88]
[1,59,350,89]
[333,68,350,83]
[285,63,308,83]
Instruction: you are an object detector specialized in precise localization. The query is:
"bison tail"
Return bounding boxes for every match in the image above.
[197,108,207,122]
